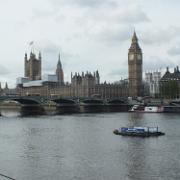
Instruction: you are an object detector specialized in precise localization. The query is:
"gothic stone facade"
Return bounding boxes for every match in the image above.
[56,53,64,85]
[160,67,180,98]
[24,52,41,80]
[128,31,143,97]
[17,72,129,99]
[145,71,161,97]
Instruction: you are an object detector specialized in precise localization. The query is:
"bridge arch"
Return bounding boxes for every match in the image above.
[108,99,126,104]
[52,98,76,104]
[3,98,40,105]
[82,99,104,104]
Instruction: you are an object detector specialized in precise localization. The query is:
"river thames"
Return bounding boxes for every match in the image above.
[0,113,180,180]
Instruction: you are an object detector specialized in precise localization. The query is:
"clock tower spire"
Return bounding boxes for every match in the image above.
[128,31,143,97]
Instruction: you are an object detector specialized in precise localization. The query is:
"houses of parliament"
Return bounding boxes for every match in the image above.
[16,32,143,99]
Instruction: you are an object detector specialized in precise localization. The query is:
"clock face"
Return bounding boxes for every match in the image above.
[129,54,134,60]
[137,54,142,60]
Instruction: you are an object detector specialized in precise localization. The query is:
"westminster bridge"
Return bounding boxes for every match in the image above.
[0,95,130,116]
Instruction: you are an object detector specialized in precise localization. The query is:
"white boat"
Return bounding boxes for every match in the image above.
[130,105,164,113]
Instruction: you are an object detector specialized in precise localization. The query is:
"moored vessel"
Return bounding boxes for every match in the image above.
[163,100,180,113]
[113,126,165,137]
[130,104,164,113]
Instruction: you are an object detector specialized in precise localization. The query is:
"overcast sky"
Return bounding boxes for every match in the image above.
[0,0,180,88]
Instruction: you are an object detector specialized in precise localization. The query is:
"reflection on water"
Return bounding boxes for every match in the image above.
[1,109,21,117]
[0,113,180,180]
[128,113,144,126]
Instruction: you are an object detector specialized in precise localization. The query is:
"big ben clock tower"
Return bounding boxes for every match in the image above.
[128,31,142,97]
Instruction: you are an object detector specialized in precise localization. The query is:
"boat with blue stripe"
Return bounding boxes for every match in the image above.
[113,126,165,137]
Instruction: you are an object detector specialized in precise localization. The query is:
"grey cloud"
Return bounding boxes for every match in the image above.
[77,4,150,44]
[42,45,59,54]
[38,40,60,54]
[36,40,80,72]
[108,68,127,78]
[0,65,9,75]
[102,72,127,83]
[90,25,132,45]
[96,28,130,44]
[167,45,180,56]
[142,27,180,45]
[31,9,56,20]
[144,56,175,71]
[85,4,150,24]
[116,7,150,24]
[50,0,116,8]
[31,7,66,22]
[44,0,149,46]
[68,0,107,7]
[49,0,149,24]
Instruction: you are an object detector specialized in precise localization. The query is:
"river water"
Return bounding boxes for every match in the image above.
[0,113,180,180]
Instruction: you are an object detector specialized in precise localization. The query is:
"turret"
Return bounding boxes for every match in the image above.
[30,52,36,59]
[24,53,28,77]
[56,53,64,85]
[176,66,179,73]
[57,53,62,68]
[132,30,138,43]
[95,70,100,84]
[71,72,73,80]
[24,53,27,61]
[129,30,141,52]
[128,30,143,97]
[4,82,8,89]
[38,52,42,60]
[24,52,42,80]
[166,67,169,73]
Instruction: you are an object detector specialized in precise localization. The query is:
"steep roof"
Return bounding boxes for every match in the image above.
[161,67,180,81]
[129,30,141,52]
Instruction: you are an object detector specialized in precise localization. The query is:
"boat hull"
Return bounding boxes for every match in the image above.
[130,105,164,113]
[113,129,165,137]
[163,106,180,113]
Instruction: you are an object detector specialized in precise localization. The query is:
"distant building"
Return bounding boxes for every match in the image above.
[17,31,145,99]
[70,71,128,98]
[128,31,143,97]
[0,82,17,96]
[161,66,180,81]
[24,52,41,80]
[17,69,128,98]
[1,82,9,95]
[160,66,180,98]
[56,53,64,85]
[145,71,161,97]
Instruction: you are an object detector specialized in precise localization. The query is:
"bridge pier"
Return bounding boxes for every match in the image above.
[0,104,45,117]
[21,105,45,116]
[55,104,80,114]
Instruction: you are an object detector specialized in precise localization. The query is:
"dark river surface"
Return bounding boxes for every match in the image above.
[0,113,180,180]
